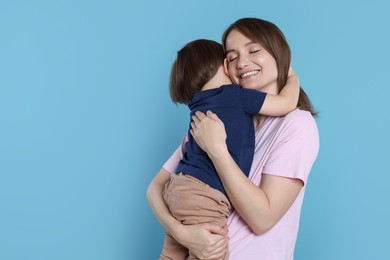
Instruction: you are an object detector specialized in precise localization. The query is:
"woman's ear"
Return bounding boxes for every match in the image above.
[223,58,229,75]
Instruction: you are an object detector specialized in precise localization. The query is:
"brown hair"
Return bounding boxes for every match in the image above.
[170,39,225,104]
[222,18,317,116]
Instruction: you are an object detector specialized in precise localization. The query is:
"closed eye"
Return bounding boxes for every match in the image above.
[227,55,238,62]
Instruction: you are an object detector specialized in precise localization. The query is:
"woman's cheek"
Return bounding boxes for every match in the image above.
[231,77,240,85]
[228,70,240,84]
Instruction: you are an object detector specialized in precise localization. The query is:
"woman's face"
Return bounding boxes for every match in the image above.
[225,30,278,94]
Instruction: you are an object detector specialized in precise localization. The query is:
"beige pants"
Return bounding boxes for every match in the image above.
[160,173,230,260]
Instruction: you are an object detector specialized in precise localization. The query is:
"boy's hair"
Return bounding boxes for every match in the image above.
[170,39,225,104]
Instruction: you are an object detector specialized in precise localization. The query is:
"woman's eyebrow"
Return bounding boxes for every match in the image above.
[225,49,235,55]
[246,41,258,47]
[225,41,257,54]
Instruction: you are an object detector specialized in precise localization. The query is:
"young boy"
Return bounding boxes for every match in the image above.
[160,39,299,260]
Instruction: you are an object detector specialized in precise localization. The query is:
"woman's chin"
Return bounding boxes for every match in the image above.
[240,82,262,91]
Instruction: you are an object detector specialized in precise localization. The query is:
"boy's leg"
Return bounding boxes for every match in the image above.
[166,173,230,260]
[159,176,189,259]
[160,232,188,260]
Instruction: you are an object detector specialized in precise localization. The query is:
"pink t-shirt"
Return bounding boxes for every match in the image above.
[163,109,320,260]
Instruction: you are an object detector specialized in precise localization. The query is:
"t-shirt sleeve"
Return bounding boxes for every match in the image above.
[262,113,319,185]
[240,87,267,115]
[162,135,188,174]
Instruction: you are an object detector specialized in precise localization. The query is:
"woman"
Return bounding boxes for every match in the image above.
[147,18,319,259]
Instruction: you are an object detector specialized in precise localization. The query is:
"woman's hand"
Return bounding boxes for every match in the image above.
[173,223,229,259]
[190,111,228,158]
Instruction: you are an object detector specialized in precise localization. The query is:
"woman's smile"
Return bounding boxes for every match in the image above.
[240,70,260,79]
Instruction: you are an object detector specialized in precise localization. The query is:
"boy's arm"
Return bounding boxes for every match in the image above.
[259,67,300,116]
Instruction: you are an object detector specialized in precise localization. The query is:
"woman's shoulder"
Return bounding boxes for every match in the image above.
[283,108,317,127]
[265,109,319,156]
[282,109,319,145]
[268,108,319,141]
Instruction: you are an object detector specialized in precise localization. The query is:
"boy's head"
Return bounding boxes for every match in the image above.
[170,39,225,104]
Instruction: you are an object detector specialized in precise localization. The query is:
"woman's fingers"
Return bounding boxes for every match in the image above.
[190,110,227,156]
[202,223,229,259]
[192,110,215,124]
[204,233,229,259]
[184,223,228,259]
[195,111,207,120]
[192,110,214,128]
[192,111,206,123]
[191,235,228,260]
[191,111,207,131]
[204,223,226,235]
[192,114,200,125]
[206,110,220,122]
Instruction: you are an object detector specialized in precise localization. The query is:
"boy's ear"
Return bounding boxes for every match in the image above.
[223,58,229,75]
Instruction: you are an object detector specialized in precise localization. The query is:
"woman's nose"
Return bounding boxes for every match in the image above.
[237,55,250,69]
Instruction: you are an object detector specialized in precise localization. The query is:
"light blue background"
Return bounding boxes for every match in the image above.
[1,0,389,259]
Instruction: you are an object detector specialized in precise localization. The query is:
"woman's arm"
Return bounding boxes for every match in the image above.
[146,168,229,258]
[259,68,300,116]
[190,111,303,234]
[207,149,302,234]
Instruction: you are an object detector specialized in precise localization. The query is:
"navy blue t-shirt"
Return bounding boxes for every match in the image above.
[176,84,266,196]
